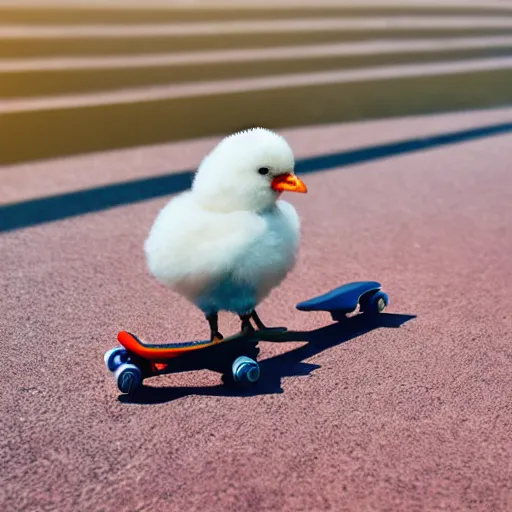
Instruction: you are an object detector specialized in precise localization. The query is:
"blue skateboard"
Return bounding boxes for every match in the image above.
[296,281,389,321]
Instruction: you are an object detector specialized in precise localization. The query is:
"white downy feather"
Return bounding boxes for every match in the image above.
[144,127,303,316]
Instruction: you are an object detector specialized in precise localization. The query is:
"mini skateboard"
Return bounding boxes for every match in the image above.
[104,281,389,395]
[104,329,282,395]
[295,281,389,321]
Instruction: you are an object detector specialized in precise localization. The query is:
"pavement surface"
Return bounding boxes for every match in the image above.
[2,107,512,511]
[1,1,512,511]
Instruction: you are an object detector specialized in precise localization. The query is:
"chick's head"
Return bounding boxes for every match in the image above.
[192,127,307,213]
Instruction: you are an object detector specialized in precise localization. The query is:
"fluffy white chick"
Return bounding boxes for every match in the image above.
[144,127,307,342]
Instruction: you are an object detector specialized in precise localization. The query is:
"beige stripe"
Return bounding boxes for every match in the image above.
[3,106,512,205]
[2,17,512,38]
[0,0,511,10]
[2,36,512,72]
[2,56,512,113]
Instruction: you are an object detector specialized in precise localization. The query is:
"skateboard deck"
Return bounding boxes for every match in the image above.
[295,281,382,313]
[118,330,255,361]
[117,327,287,362]
[107,330,266,393]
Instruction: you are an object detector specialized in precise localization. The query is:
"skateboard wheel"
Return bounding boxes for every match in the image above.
[362,290,389,315]
[104,347,128,372]
[115,363,142,394]
[232,356,260,384]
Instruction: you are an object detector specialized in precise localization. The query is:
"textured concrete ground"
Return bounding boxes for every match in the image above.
[2,1,512,510]
[1,108,512,511]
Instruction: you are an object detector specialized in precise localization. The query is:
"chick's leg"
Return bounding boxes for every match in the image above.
[250,310,269,330]
[239,313,255,335]
[206,313,223,343]
[250,310,287,334]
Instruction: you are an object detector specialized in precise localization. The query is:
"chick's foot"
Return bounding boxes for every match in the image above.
[206,313,224,344]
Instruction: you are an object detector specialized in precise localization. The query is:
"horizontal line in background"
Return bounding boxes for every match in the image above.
[1,0,511,10]
[3,68,512,165]
[3,10,512,27]
[2,17,512,38]
[2,56,512,113]
[2,30,508,60]
[1,120,511,234]
[2,36,512,72]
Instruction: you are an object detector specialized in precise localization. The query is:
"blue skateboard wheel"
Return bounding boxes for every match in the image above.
[361,290,389,314]
[232,356,260,384]
[115,363,142,394]
[104,347,128,373]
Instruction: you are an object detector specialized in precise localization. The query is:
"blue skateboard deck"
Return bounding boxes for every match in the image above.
[295,281,387,315]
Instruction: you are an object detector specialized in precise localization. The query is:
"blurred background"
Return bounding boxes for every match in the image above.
[1,0,511,166]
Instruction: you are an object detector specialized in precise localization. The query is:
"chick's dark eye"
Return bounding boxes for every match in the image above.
[258,167,270,175]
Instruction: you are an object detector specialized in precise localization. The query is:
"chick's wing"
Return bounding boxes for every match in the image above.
[144,192,266,295]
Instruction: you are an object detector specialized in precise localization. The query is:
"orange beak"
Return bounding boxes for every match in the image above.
[271,173,308,194]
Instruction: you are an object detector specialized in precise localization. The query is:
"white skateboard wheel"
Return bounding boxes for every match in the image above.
[115,363,142,394]
[104,347,128,373]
